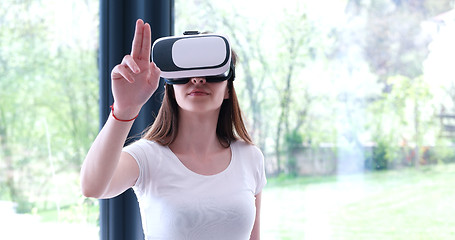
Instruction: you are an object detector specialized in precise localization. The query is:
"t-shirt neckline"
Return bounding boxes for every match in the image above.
[164,141,236,178]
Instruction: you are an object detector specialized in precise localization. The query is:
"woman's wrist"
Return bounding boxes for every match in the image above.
[110,104,141,122]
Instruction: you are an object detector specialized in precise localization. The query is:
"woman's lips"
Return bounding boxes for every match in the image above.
[188,89,209,96]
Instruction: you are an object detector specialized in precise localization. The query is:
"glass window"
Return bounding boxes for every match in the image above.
[0,0,99,239]
[175,0,455,239]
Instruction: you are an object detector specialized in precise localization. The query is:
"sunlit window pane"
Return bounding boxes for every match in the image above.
[175,1,455,239]
[0,0,99,239]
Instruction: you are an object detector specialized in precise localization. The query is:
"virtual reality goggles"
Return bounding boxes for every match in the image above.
[151,32,235,84]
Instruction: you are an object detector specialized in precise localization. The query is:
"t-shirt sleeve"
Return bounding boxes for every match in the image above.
[122,139,155,196]
[254,146,267,195]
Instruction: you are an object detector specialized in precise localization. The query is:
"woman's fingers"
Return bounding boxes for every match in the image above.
[112,55,159,85]
[131,19,151,61]
[111,19,156,85]
[112,64,135,83]
[141,23,152,61]
[111,55,137,83]
[122,55,140,73]
[131,19,144,59]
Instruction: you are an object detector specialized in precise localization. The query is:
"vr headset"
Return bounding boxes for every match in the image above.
[151,31,235,84]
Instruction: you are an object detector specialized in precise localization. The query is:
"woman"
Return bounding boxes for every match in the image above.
[80,19,266,240]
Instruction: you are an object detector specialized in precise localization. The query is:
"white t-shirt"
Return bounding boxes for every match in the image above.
[123,139,267,240]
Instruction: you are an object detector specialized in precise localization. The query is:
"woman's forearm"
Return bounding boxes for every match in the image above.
[80,113,135,198]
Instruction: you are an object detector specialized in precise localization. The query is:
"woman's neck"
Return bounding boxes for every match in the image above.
[170,109,223,154]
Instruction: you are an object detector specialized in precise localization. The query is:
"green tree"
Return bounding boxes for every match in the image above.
[339,0,452,168]
[0,0,50,209]
[0,0,99,216]
[273,10,321,174]
[175,1,334,175]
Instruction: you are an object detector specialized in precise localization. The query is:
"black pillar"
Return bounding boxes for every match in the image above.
[99,1,173,239]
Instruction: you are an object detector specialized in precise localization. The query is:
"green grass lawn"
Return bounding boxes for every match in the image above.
[21,163,455,239]
[261,163,455,240]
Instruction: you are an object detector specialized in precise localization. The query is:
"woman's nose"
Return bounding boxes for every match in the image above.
[191,77,206,84]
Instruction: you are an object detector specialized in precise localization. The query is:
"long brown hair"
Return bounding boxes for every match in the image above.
[143,51,252,147]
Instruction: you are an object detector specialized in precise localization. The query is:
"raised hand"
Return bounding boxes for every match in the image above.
[110,19,161,119]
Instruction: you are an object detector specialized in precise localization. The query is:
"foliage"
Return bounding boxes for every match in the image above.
[431,138,455,164]
[2,0,455,227]
[365,74,436,168]
[337,0,450,171]
[345,0,451,87]
[364,139,390,170]
[284,131,304,176]
[0,0,99,217]
[175,1,336,174]
[174,0,455,175]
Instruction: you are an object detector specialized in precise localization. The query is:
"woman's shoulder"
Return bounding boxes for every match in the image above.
[231,141,266,190]
[123,138,167,152]
[232,140,264,159]
[122,139,169,175]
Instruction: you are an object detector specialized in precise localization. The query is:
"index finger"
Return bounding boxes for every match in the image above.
[131,19,144,58]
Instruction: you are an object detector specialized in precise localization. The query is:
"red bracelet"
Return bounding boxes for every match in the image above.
[110,105,139,122]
